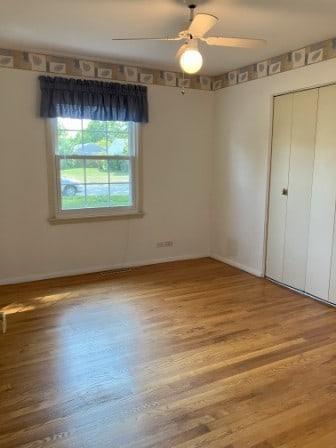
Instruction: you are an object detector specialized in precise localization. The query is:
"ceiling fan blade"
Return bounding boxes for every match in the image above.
[112,37,183,42]
[188,13,218,38]
[202,36,266,48]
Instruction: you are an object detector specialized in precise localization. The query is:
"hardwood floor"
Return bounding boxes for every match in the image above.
[1,258,336,448]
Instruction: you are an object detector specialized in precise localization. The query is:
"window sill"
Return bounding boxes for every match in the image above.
[48,211,144,224]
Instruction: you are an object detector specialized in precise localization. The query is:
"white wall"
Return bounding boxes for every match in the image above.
[0,69,214,284]
[211,58,336,276]
[3,57,336,285]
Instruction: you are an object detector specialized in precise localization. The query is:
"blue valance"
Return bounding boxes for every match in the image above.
[39,76,148,123]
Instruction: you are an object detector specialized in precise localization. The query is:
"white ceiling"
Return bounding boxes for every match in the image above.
[1,0,336,76]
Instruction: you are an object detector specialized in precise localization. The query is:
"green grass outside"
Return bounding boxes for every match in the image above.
[62,194,130,210]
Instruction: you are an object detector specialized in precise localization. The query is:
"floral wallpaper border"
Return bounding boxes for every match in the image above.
[0,48,212,91]
[0,36,336,91]
[213,37,336,90]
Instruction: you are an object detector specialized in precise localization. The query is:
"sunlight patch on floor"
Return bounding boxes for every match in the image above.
[2,292,72,314]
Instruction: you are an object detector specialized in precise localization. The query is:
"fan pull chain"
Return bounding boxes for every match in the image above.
[181,71,185,95]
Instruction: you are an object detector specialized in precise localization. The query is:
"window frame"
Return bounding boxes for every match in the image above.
[46,118,143,223]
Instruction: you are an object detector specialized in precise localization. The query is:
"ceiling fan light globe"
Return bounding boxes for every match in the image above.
[179,48,203,74]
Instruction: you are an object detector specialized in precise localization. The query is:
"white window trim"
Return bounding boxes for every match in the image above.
[45,119,143,223]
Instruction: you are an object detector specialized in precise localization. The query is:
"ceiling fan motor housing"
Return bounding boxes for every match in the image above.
[184,0,201,8]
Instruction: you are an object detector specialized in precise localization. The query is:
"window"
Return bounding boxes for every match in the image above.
[48,117,142,221]
[39,76,147,221]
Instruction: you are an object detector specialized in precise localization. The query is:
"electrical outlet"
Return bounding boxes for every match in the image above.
[157,241,173,248]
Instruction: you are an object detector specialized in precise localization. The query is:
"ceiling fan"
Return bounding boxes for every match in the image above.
[112,0,266,74]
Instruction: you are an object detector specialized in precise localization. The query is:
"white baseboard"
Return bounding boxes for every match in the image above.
[0,253,209,285]
[210,253,263,277]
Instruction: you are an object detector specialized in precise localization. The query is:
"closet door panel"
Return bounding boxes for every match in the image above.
[282,89,318,291]
[266,94,293,282]
[306,85,336,301]
[329,222,336,304]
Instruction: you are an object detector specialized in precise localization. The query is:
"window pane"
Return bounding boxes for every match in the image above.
[85,162,109,184]
[111,184,132,206]
[75,142,107,155]
[106,121,128,133]
[80,131,108,154]
[61,183,132,210]
[107,136,129,155]
[85,183,107,196]
[53,118,138,216]
[110,183,129,194]
[60,159,85,184]
[61,196,83,210]
[84,121,107,132]
[59,161,132,210]
[59,159,84,210]
[57,129,81,155]
[57,118,83,131]
[85,184,110,208]
[109,160,130,182]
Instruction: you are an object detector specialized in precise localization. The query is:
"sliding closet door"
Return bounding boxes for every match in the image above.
[267,85,336,303]
[266,89,318,291]
[328,220,336,304]
[266,94,293,282]
[307,84,336,301]
[282,89,318,291]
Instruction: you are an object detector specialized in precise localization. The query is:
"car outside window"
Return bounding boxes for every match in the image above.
[47,118,142,221]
